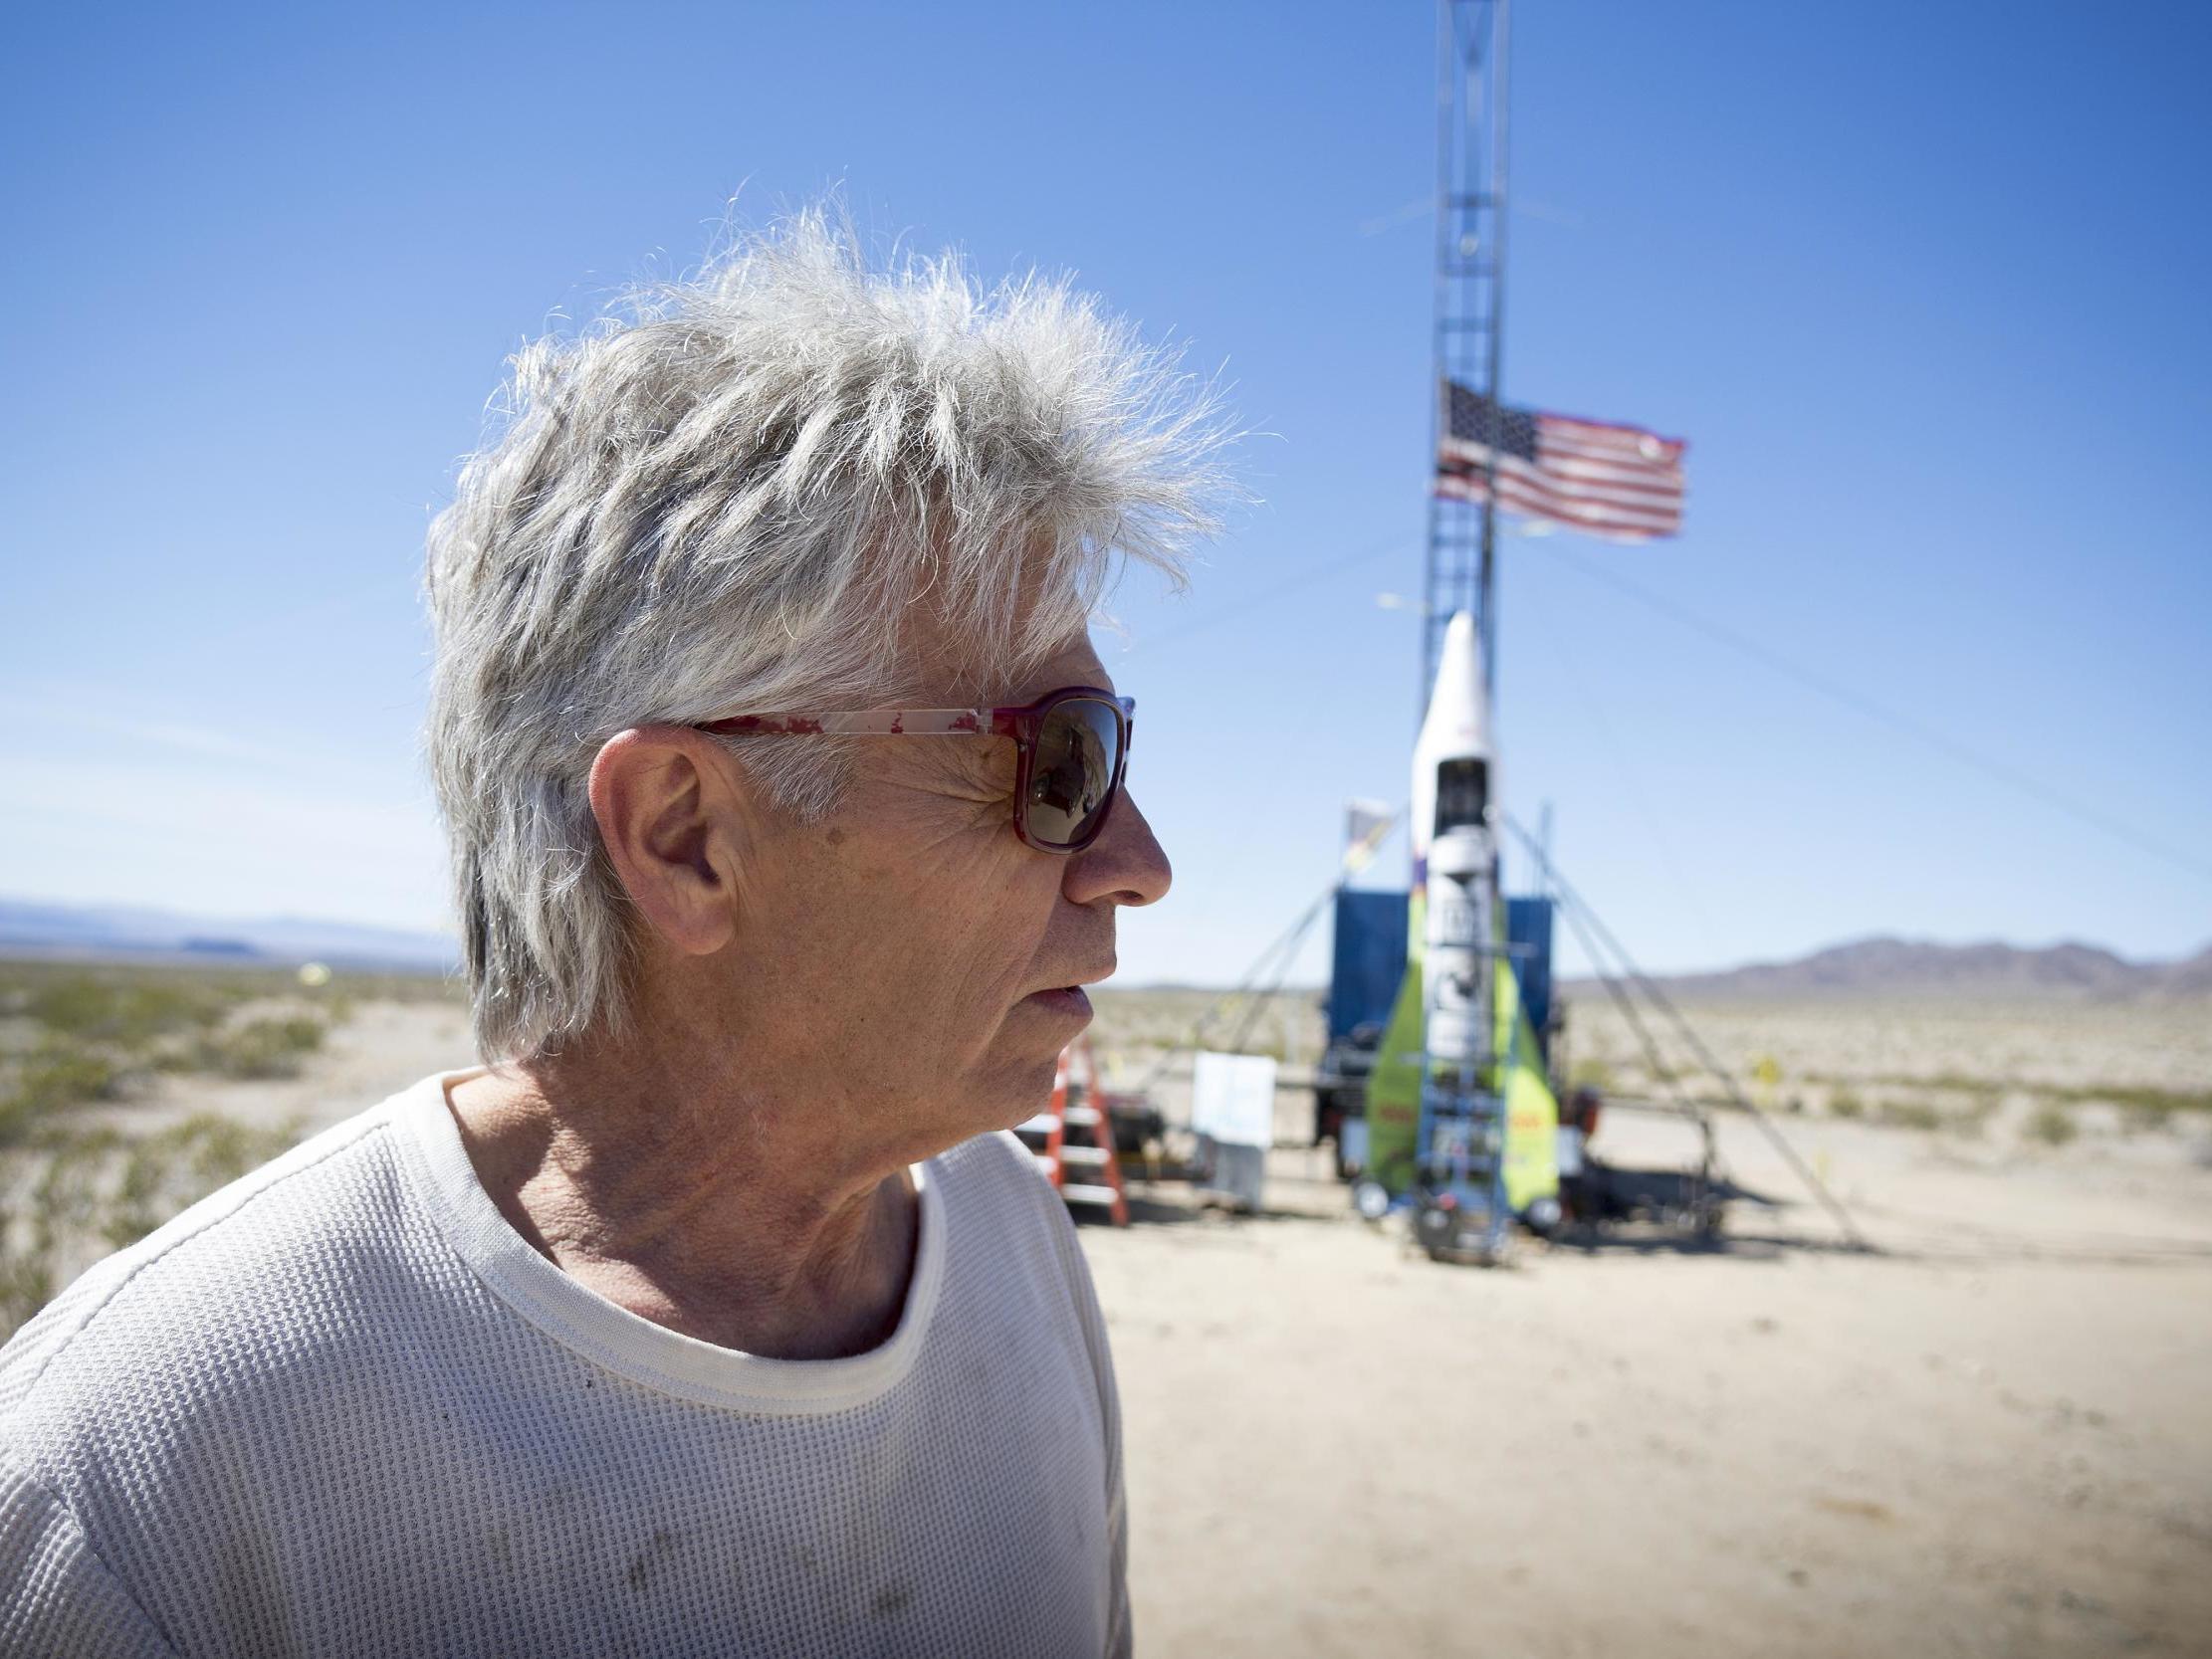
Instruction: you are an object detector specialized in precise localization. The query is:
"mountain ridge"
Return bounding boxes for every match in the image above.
[0,896,457,973]
[1571,934,2212,1002]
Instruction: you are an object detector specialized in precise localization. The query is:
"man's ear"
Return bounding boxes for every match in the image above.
[586,726,749,957]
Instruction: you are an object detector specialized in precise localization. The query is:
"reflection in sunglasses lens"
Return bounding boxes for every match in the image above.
[1026,700,1121,847]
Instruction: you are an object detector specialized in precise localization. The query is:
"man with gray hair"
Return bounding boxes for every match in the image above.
[0,206,1234,1656]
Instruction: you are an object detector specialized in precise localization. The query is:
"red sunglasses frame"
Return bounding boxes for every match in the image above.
[695,685,1135,853]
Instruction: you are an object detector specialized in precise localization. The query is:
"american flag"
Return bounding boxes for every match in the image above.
[1436,380,1687,542]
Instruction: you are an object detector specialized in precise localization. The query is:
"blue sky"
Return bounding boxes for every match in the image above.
[4,0,2207,985]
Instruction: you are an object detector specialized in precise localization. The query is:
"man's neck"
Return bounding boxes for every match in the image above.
[443,1052,921,1361]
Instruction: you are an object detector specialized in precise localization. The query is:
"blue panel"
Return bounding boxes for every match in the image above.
[1327,890,1554,1057]
[1326,890,1410,1040]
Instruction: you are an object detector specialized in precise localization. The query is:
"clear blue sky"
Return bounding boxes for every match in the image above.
[4,0,2207,985]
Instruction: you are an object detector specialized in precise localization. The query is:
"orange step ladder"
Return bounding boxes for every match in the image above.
[1016,1035,1129,1225]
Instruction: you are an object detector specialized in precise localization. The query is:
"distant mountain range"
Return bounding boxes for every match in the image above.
[0,898,458,974]
[1574,935,2212,1002]
[5,898,2208,1002]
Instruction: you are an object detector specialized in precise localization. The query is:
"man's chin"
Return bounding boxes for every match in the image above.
[973,1048,1077,1137]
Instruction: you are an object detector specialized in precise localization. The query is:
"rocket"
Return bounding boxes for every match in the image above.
[1361,604,1557,1241]
[1412,611,1497,1072]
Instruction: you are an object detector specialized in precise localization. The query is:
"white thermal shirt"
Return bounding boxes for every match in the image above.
[0,1069,1130,1657]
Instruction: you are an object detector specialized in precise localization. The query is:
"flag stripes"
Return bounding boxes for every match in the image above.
[1437,381,1686,542]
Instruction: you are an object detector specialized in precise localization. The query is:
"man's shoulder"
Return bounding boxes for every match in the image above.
[931,1128,1105,1320]
[929,1126,1118,1433]
[0,1095,419,1449]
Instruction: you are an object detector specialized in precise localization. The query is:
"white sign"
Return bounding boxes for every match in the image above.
[1192,1051,1277,1149]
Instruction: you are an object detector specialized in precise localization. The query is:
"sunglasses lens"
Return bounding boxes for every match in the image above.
[1025,699,1124,848]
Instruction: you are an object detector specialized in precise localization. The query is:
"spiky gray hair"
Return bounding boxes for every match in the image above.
[421,204,1237,1066]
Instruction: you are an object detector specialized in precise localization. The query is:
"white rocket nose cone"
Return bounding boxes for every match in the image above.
[1421,611,1489,758]
[1411,610,1492,869]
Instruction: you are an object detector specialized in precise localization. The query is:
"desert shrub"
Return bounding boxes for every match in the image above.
[1924,1071,2002,1099]
[194,1016,327,1081]
[1880,1100,1942,1132]
[2027,1105,2078,1146]
[0,1253,52,1340]
[0,1041,125,1141]
[2,972,270,1129]
[22,975,134,1039]
[1953,1096,1999,1137]
[147,1043,202,1074]
[2083,1084,2212,1122]
[34,1127,124,1252]
[1828,1089,1865,1121]
[26,974,234,1049]
[0,1126,124,1330]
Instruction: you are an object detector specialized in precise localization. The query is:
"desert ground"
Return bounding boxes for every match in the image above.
[4,965,2208,1656]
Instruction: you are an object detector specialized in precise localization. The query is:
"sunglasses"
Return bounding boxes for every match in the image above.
[696,685,1135,854]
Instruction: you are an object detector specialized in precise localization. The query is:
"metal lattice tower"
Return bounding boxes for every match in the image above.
[1424,0,1513,710]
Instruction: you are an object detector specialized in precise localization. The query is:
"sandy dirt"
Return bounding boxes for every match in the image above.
[1089,1089,2212,1658]
[1567,993,2212,1099]
[49,996,2212,1658]
[72,996,480,1139]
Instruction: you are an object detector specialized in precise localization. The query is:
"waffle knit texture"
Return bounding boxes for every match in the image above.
[0,1069,1128,1657]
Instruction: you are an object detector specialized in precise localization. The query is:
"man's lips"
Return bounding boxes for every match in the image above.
[1025,963,1115,999]
[1021,985,1093,1015]
[1020,967,1113,1013]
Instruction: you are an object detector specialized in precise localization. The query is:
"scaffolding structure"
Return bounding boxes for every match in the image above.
[1424,0,1513,710]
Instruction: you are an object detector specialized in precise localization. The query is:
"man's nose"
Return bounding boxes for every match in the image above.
[1064,790,1172,908]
